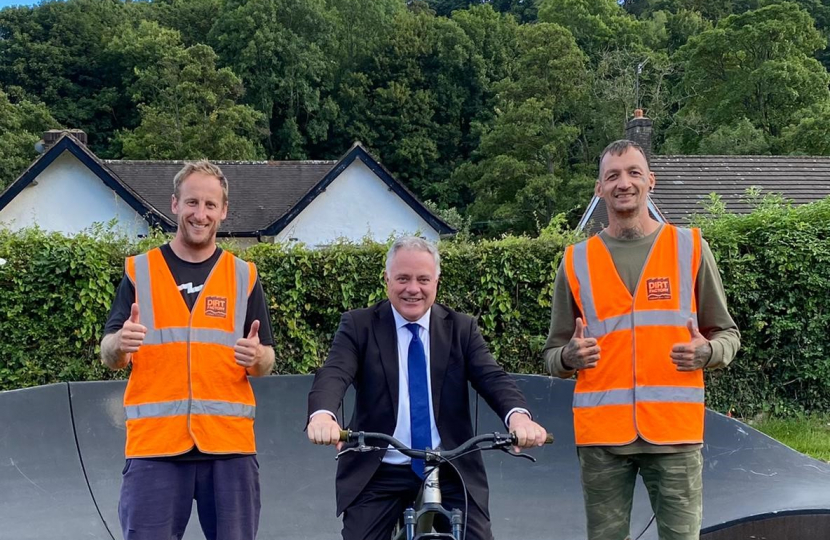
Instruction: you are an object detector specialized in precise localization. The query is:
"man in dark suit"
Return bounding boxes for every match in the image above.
[307,236,547,540]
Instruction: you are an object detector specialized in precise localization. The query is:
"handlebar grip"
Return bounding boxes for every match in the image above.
[545,433,554,444]
[339,430,351,442]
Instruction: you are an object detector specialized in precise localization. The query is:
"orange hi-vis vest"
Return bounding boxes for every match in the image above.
[564,225,704,446]
[123,247,258,458]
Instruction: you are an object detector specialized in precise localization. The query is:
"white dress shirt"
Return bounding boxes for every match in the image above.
[384,307,441,464]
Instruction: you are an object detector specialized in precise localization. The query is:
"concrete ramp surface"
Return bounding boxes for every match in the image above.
[1,375,828,539]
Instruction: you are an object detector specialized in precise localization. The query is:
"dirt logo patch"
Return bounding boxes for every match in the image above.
[646,278,672,301]
[205,296,228,318]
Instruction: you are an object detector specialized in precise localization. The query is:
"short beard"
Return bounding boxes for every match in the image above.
[617,225,646,240]
[179,223,217,250]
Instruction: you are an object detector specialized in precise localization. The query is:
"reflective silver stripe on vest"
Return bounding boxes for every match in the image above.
[142,327,238,347]
[636,386,704,403]
[192,399,256,419]
[570,227,698,339]
[234,257,251,339]
[133,251,252,346]
[571,241,599,334]
[676,227,697,324]
[573,386,704,408]
[132,254,155,330]
[125,399,189,419]
[573,388,633,408]
[125,399,256,420]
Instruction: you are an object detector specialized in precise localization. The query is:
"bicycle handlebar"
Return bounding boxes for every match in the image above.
[338,430,553,462]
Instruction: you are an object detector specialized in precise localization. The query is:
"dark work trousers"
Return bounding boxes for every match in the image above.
[341,462,494,540]
[118,455,260,540]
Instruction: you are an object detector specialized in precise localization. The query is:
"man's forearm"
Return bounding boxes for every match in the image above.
[703,328,741,369]
[100,332,130,370]
[543,345,576,379]
[247,345,275,377]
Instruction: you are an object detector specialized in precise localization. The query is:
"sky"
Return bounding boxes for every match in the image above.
[0,0,36,8]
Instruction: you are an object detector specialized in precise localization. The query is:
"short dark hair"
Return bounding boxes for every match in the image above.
[598,140,650,176]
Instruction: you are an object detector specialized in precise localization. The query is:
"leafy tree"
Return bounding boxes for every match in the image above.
[621,0,759,21]
[696,117,770,154]
[667,2,830,153]
[112,23,265,160]
[327,9,489,199]
[780,100,830,155]
[0,0,138,155]
[454,22,592,235]
[426,0,538,22]
[647,7,712,54]
[538,0,651,61]
[570,48,675,166]
[0,87,58,191]
[149,0,222,47]
[312,0,403,157]
[209,0,336,159]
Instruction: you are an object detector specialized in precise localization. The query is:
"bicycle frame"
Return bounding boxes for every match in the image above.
[392,463,462,540]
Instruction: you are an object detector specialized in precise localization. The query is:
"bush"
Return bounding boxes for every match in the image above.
[694,194,830,416]
[1,199,828,417]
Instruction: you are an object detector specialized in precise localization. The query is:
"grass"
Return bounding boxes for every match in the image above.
[747,415,830,463]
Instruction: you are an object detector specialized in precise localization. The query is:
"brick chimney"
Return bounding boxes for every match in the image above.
[625,109,653,159]
[40,129,87,152]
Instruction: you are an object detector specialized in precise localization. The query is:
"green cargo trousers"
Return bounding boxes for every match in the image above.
[577,447,703,540]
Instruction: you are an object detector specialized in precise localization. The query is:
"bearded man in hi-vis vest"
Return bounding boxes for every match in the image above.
[100,160,276,540]
[543,140,741,540]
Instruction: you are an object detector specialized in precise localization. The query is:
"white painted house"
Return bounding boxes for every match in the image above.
[0,131,454,245]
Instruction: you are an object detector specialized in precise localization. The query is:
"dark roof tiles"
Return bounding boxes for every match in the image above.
[649,155,830,223]
[104,160,337,234]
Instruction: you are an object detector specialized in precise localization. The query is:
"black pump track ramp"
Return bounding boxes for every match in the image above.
[1,375,828,539]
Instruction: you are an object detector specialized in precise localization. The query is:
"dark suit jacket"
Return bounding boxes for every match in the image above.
[307,300,529,516]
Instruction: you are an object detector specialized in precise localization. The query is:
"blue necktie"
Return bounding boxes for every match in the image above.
[406,323,431,478]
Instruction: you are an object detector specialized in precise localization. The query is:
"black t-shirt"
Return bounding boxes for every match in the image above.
[104,244,274,461]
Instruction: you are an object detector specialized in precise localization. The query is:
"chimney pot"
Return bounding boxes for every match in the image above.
[625,111,653,158]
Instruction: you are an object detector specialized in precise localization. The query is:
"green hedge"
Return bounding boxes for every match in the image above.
[692,195,830,416]
[1,199,828,416]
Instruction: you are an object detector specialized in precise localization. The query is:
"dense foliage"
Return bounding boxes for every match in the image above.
[2,198,828,417]
[3,0,830,234]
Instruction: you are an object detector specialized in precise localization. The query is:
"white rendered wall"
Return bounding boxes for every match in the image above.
[0,152,150,238]
[274,159,439,246]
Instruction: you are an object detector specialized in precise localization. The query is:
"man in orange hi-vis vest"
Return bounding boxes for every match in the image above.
[100,160,275,540]
[543,140,741,540]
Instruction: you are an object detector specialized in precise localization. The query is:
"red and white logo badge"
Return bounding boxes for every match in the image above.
[646,278,672,301]
[205,296,228,318]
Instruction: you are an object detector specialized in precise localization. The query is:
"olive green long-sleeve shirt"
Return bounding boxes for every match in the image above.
[542,225,741,454]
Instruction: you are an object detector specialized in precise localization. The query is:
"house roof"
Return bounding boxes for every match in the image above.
[105,160,336,236]
[649,155,830,224]
[1,135,455,237]
[258,143,455,237]
[577,154,830,231]
[0,134,175,230]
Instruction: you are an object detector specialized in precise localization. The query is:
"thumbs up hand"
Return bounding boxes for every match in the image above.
[670,319,712,371]
[234,320,262,370]
[562,317,601,371]
[118,303,147,354]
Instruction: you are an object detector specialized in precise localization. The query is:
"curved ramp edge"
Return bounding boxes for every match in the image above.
[0,383,113,539]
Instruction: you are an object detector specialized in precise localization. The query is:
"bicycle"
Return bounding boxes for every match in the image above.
[337,430,553,540]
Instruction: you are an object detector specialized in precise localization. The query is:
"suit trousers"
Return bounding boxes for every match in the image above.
[341,462,494,540]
